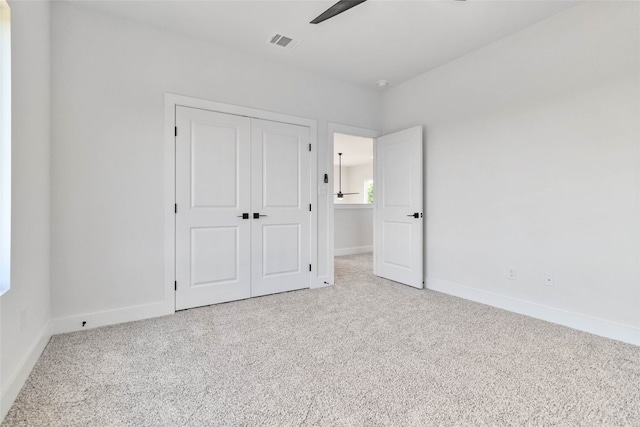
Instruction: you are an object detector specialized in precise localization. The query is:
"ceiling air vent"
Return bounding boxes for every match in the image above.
[268,34,301,51]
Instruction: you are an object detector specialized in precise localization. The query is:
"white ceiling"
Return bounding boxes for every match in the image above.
[334,133,373,166]
[76,0,578,89]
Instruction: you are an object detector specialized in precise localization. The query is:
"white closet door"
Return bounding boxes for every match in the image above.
[374,126,423,288]
[175,107,251,310]
[250,119,310,297]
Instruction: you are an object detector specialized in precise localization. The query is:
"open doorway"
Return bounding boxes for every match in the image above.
[334,133,374,255]
[328,124,424,289]
[328,124,380,283]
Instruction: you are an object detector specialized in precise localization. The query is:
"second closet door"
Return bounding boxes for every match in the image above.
[250,119,310,297]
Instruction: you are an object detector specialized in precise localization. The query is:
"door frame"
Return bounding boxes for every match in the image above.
[164,93,318,313]
[327,123,380,285]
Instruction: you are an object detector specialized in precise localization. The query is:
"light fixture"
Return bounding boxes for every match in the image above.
[377,80,389,88]
[334,153,359,199]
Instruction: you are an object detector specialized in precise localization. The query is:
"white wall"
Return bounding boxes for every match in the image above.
[382,2,640,343]
[334,163,373,204]
[49,3,381,323]
[333,162,374,254]
[334,206,373,256]
[1,0,51,417]
[345,163,373,203]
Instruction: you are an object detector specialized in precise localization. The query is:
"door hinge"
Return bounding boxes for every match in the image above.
[175,204,177,214]
[175,127,177,137]
[174,281,177,291]
[309,264,312,272]
[309,143,311,152]
[309,204,312,212]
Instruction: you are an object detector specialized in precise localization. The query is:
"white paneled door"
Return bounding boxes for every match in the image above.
[175,107,310,310]
[250,119,310,297]
[374,126,423,288]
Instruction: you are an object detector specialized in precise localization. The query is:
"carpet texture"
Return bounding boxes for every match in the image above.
[3,253,640,426]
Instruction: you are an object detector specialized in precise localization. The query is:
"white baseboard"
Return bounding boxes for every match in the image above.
[427,277,640,346]
[311,275,332,289]
[1,323,52,421]
[335,246,373,257]
[49,300,173,335]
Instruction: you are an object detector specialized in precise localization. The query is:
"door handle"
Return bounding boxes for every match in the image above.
[237,213,249,219]
[407,213,420,218]
[253,213,268,219]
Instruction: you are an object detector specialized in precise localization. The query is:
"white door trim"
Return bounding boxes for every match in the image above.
[327,123,380,285]
[165,93,319,312]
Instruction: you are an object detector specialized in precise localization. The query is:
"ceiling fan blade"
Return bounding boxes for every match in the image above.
[310,0,367,24]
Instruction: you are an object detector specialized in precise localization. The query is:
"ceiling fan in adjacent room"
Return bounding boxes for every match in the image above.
[310,0,367,24]
[335,153,359,199]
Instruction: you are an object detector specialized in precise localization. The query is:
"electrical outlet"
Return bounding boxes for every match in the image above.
[507,267,517,280]
[545,273,554,287]
[20,309,27,332]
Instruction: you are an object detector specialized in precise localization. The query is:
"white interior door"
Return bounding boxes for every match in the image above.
[250,119,310,297]
[175,107,251,310]
[374,126,423,288]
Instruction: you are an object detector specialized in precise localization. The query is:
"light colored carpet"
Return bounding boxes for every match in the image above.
[3,253,640,426]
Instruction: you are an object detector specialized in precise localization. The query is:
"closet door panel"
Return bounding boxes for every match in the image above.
[175,107,251,310]
[250,119,310,297]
